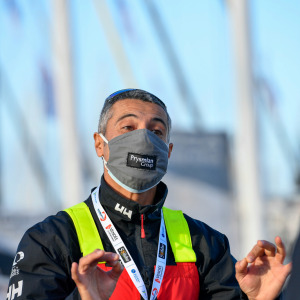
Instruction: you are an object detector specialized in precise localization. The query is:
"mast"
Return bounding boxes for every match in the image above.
[52,0,82,208]
[227,0,263,256]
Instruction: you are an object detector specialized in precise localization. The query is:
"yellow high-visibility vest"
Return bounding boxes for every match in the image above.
[65,203,196,263]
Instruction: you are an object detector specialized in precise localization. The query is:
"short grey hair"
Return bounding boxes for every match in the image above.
[98,89,172,142]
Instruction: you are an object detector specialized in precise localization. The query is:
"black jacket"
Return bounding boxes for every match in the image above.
[7,177,245,299]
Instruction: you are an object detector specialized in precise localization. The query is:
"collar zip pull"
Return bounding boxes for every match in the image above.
[140,214,146,238]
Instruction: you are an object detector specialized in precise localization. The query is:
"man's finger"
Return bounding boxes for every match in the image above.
[100,252,120,264]
[235,258,248,282]
[71,262,80,284]
[275,236,287,263]
[100,253,124,280]
[246,243,265,263]
[78,249,108,273]
[106,260,124,281]
[257,240,276,257]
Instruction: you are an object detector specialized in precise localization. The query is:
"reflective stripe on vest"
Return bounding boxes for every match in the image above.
[65,203,196,262]
[65,202,104,258]
[162,207,196,262]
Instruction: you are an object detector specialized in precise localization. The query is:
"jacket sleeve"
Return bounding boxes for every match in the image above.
[185,215,247,300]
[6,212,82,300]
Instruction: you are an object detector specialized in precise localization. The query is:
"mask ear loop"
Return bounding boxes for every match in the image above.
[102,157,109,173]
[99,133,109,170]
[99,133,109,144]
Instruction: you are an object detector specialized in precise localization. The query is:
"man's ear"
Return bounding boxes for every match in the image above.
[168,143,173,159]
[94,132,104,157]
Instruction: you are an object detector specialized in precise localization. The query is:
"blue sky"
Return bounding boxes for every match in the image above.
[251,0,300,195]
[0,0,300,211]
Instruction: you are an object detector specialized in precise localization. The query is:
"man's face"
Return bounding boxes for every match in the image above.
[95,98,172,161]
[94,98,173,197]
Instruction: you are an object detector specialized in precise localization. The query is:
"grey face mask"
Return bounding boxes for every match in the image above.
[100,129,169,193]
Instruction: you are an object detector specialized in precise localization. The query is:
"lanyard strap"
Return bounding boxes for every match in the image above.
[91,186,167,300]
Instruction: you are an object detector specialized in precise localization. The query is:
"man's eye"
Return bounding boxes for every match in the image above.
[122,126,133,131]
[152,129,163,136]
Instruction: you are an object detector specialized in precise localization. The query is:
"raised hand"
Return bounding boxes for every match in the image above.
[235,236,292,300]
[71,249,124,300]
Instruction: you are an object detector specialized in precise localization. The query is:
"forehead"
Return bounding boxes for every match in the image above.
[109,98,168,121]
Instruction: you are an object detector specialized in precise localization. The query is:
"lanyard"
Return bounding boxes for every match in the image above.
[91,186,167,300]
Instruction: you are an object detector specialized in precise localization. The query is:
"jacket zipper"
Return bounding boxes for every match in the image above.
[140,214,146,238]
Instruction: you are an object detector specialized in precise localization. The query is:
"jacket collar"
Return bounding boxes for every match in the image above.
[98,176,168,223]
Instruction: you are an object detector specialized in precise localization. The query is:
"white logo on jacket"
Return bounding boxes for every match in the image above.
[13,252,24,266]
[6,280,23,300]
[115,203,132,219]
[10,252,25,279]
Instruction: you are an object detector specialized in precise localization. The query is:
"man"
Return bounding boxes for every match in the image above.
[7,89,291,300]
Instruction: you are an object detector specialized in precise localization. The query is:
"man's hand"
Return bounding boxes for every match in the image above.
[71,249,124,300]
[235,236,292,300]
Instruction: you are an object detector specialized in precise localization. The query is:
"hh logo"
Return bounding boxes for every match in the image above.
[115,203,132,219]
[6,280,23,300]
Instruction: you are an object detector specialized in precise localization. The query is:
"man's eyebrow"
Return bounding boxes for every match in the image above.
[152,117,167,129]
[115,113,138,124]
[115,114,167,129]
